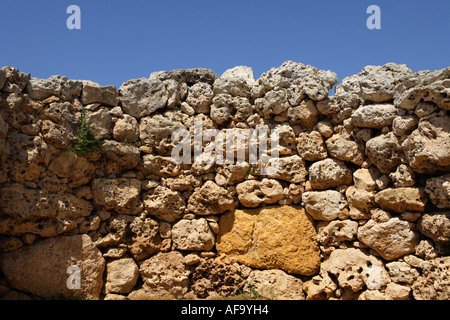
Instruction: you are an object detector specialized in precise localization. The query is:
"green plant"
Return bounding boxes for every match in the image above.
[69,107,103,157]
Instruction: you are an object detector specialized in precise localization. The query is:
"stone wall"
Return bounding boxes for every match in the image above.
[0,61,449,300]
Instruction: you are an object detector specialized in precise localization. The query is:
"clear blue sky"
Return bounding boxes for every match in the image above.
[1,0,449,89]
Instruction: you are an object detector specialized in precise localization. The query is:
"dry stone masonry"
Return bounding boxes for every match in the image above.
[0,61,449,300]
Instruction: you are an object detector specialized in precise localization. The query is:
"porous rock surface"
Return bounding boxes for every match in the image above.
[0,62,449,300]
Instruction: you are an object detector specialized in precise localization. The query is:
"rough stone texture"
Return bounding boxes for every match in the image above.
[92,178,142,215]
[105,257,139,294]
[417,211,450,255]
[425,174,450,209]
[143,186,185,223]
[412,257,450,300]
[302,190,346,221]
[128,216,161,261]
[325,129,364,165]
[0,235,105,299]
[119,78,168,119]
[244,269,305,300]
[366,132,404,174]
[296,131,328,161]
[309,158,352,190]
[335,63,413,103]
[351,104,398,128]
[172,218,215,251]
[317,220,359,246]
[139,251,190,298]
[375,187,428,213]
[357,217,419,260]
[402,116,450,174]
[81,81,119,107]
[236,179,284,207]
[0,184,92,237]
[187,181,236,215]
[216,205,320,275]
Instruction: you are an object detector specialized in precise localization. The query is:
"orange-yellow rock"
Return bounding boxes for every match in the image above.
[216,205,320,276]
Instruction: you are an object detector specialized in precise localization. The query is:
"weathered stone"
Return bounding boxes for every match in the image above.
[0,235,105,299]
[150,68,218,86]
[3,132,55,183]
[0,184,92,237]
[417,211,450,255]
[392,115,418,137]
[92,178,142,215]
[351,104,398,128]
[286,99,318,128]
[187,181,236,215]
[309,158,352,190]
[335,63,413,103]
[375,187,428,213]
[425,174,450,209]
[81,81,119,106]
[172,218,215,251]
[191,258,245,298]
[345,186,376,219]
[255,89,290,119]
[317,220,359,246]
[256,155,308,183]
[48,152,96,188]
[259,61,338,101]
[385,261,419,285]
[119,78,168,119]
[142,154,180,177]
[143,186,185,223]
[41,120,75,149]
[326,129,364,165]
[105,258,139,294]
[216,205,320,275]
[186,82,214,114]
[0,66,31,93]
[128,216,161,261]
[236,179,284,207]
[139,114,186,155]
[353,168,378,191]
[366,132,404,174]
[320,248,390,293]
[358,217,419,260]
[244,269,305,300]
[389,164,415,187]
[139,251,190,299]
[402,116,450,174]
[296,131,327,161]
[412,257,450,300]
[112,115,139,143]
[101,140,141,174]
[220,66,255,85]
[302,190,346,221]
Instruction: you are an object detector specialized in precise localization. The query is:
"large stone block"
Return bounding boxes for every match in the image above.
[0,234,105,299]
[216,205,320,276]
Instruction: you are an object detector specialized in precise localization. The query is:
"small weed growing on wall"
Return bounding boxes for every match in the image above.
[69,107,103,157]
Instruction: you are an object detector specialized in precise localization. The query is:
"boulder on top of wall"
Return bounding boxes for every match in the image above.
[335,63,414,103]
[0,66,31,93]
[81,80,119,107]
[119,78,168,119]
[26,76,82,101]
[258,61,338,101]
[394,67,450,111]
[149,68,219,86]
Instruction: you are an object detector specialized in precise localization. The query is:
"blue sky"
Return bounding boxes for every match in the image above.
[1,0,449,90]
